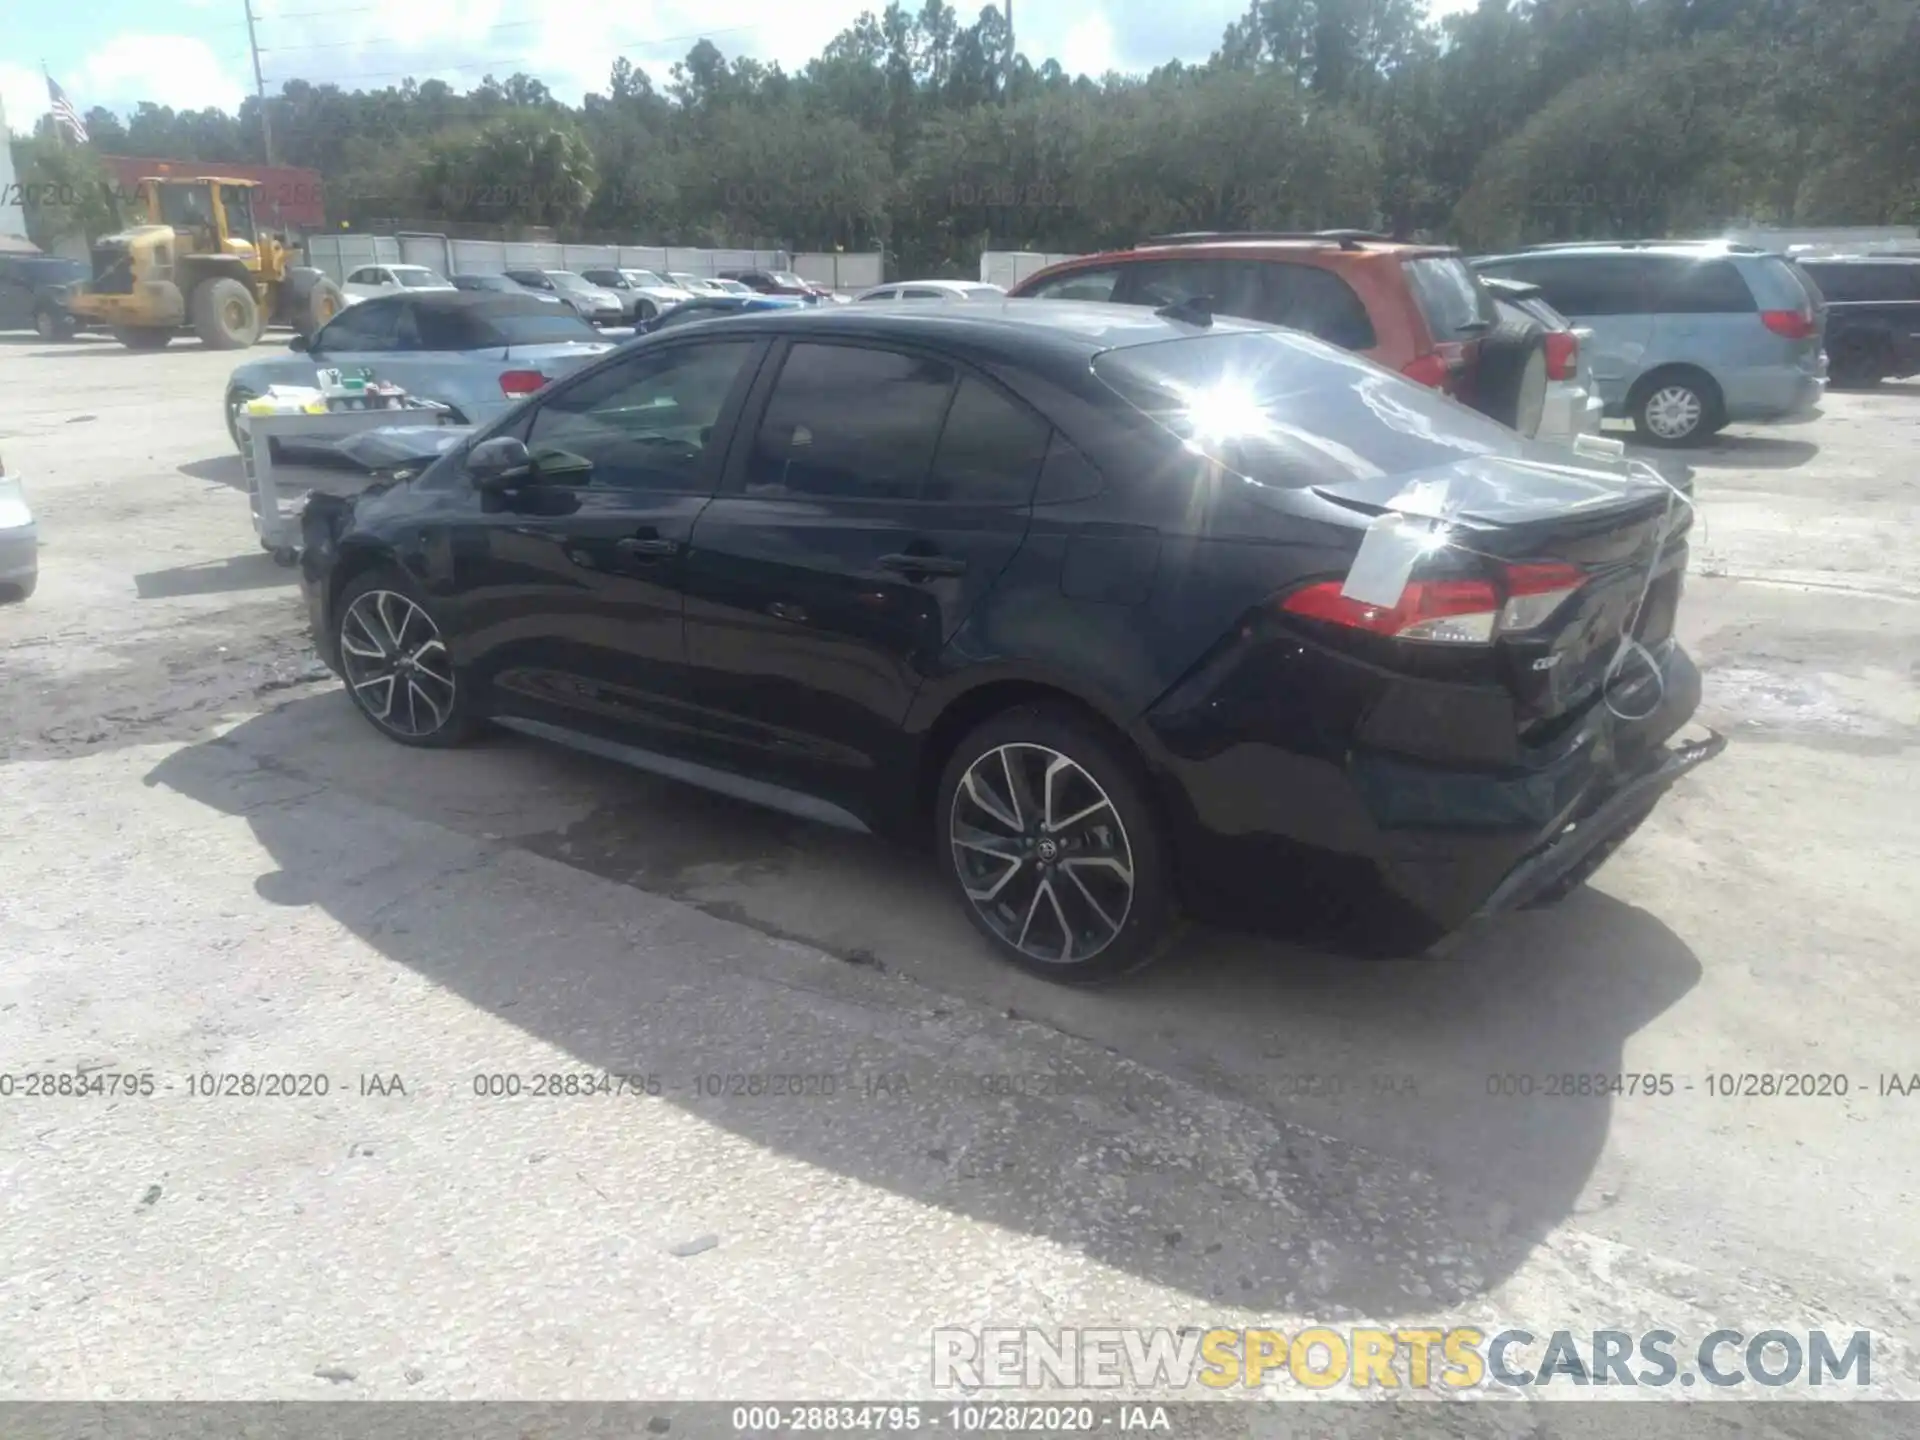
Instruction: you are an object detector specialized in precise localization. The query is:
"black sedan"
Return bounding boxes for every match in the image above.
[298,301,1721,979]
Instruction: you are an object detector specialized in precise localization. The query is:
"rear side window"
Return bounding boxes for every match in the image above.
[1268,264,1377,349]
[1024,267,1122,302]
[1482,256,1652,317]
[414,306,480,349]
[1801,264,1914,303]
[1113,258,1377,350]
[745,343,956,502]
[1650,258,1755,313]
[478,308,601,345]
[924,378,1051,505]
[1402,256,1496,339]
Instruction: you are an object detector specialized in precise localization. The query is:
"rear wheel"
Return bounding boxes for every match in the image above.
[113,326,173,350]
[335,568,478,748]
[33,308,73,341]
[0,576,35,603]
[192,277,261,350]
[1630,369,1722,447]
[936,705,1179,983]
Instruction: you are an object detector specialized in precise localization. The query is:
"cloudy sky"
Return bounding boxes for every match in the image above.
[2,0,1475,138]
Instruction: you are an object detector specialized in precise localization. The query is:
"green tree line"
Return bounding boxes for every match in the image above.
[13,0,1918,273]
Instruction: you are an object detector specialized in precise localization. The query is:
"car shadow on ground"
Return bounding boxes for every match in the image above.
[145,691,1704,1319]
[179,455,248,490]
[1684,434,1821,469]
[133,551,296,600]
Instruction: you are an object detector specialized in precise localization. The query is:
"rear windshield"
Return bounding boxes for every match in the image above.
[1738,255,1815,312]
[1092,330,1523,491]
[1403,256,1497,340]
[477,309,601,345]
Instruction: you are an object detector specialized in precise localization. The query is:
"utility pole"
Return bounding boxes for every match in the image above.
[244,0,275,165]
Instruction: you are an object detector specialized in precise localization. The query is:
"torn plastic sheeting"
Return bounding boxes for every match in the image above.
[326,425,475,471]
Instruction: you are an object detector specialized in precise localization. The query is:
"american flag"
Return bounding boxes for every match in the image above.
[47,75,88,144]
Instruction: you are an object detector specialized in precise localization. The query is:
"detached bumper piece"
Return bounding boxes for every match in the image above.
[1476,729,1726,918]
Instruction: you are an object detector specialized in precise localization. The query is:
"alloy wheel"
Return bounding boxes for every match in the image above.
[339,589,457,739]
[949,742,1135,965]
[1644,385,1704,441]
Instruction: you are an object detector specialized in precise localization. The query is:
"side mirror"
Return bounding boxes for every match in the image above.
[288,334,310,353]
[467,435,534,492]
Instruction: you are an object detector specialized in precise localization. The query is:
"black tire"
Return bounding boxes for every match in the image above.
[301,278,345,338]
[1629,367,1723,447]
[33,307,73,341]
[1827,332,1889,389]
[192,277,261,350]
[1469,310,1549,437]
[113,326,173,350]
[0,575,35,603]
[333,567,479,748]
[936,704,1180,983]
[635,299,658,323]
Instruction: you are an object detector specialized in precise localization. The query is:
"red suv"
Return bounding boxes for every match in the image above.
[1008,231,1549,435]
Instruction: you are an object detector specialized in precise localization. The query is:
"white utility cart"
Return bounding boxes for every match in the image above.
[237,405,449,566]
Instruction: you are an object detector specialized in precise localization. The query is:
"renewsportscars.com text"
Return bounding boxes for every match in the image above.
[931,1326,1872,1391]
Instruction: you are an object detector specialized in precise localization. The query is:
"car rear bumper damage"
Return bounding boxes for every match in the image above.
[1146,638,1724,955]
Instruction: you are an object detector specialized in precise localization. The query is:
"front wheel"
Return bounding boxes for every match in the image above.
[334,568,479,748]
[936,705,1179,982]
[33,308,74,341]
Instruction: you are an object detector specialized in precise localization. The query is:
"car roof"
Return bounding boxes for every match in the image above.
[658,297,1278,361]
[1796,253,1920,265]
[1481,240,1776,261]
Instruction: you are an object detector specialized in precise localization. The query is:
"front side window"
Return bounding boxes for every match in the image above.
[526,340,756,493]
[314,299,399,351]
[744,343,956,501]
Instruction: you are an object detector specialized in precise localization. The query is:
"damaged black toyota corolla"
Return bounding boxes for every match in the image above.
[299,300,1723,980]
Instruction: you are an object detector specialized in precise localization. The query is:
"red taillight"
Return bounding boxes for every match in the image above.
[499,369,548,396]
[1400,353,1452,391]
[1543,330,1578,382]
[1280,560,1585,645]
[1760,309,1815,340]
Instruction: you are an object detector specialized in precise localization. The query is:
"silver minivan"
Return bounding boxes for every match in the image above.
[1472,242,1827,445]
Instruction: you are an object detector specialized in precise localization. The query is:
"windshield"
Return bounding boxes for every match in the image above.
[396,268,449,288]
[548,272,594,292]
[1092,330,1523,490]
[770,272,808,288]
[625,270,667,287]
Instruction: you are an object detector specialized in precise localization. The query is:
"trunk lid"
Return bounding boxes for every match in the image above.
[1312,453,1691,730]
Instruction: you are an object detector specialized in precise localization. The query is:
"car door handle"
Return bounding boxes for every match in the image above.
[616,536,679,559]
[877,552,966,577]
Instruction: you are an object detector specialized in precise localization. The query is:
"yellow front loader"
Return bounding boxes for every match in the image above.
[68,176,345,351]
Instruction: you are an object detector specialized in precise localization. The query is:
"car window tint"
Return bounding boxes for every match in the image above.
[526,340,755,493]
[1490,256,1650,317]
[745,343,956,502]
[1263,263,1377,349]
[1653,258,1755,313]
[902,287,945,299]
[415,304,479,349]
[1024,267,1122,302]
[1402,256,1497,337]
[1803,264,1911,303]
[924,377,1051,506]
[1114,259,1267,323]
[315,300,398,351]
[392,305,423,349]
[346,268,376,284]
